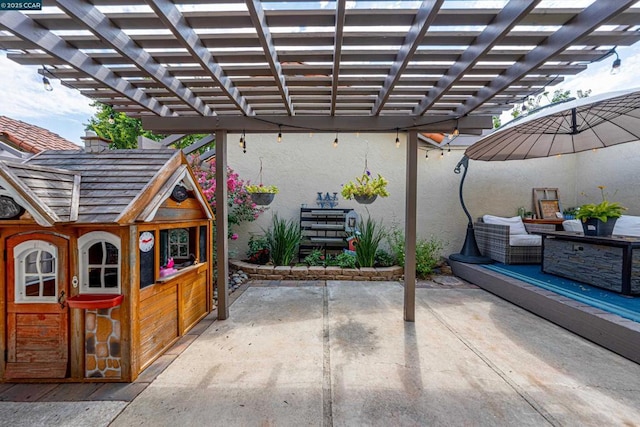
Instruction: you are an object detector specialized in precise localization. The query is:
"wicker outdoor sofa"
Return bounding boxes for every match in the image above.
[474,216,555,264]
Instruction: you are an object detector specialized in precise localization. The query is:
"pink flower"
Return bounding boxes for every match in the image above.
[231,233,238,240]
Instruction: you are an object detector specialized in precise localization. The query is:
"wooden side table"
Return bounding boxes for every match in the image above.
[523,218,564,231]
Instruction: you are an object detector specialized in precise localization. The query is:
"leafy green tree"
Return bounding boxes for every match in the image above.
[85,102,162,149]
[507,88,591,121]
[84,102,209,151]
[492,115,502,129]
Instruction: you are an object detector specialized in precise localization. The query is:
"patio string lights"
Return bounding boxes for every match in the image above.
[41,65,53,92]
[611,48,622,74]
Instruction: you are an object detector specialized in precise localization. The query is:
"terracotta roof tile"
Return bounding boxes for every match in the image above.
[0,116,80,153]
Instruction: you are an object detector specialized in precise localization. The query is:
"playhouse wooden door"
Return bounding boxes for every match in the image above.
[5,234,69,379]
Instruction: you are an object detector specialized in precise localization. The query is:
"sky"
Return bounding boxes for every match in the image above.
[1,42,639,146]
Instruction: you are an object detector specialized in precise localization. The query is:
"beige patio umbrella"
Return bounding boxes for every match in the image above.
[450,87,640,263]
[465,87,640,161]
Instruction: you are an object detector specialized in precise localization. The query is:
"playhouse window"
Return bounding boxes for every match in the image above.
[199,225,207,263]
[14,240,58,303]
[159,227,197,267]
[169,228,189,258]
[78,232,121,294]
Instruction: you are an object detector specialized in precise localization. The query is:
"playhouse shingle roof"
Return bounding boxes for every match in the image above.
[0,116,79,153]
[0,149,192,225]
[28,149,181,223]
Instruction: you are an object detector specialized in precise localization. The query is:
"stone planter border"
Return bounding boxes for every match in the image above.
[229,259,403,281]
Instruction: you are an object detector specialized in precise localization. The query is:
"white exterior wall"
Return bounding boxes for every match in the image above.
[573,143,640,214]
[225,132,634,259]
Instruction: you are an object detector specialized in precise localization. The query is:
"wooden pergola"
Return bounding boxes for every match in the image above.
[2,0,639,321]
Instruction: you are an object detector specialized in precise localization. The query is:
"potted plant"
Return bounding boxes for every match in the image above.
[246,235,270,265]
[246,184,279,206]
[341,172,389,204]
[563,206,579,220]
[575,186,626,236]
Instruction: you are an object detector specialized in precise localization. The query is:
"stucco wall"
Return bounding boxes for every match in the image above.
[225,132,629,259]
[573,143,640,214]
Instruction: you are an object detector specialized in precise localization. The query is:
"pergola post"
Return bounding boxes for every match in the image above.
[404,130,418,322]
[215,130,229,320]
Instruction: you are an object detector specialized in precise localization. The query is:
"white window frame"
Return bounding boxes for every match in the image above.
[78,231,121,294]
[169,228,189,259]
[14,240,58,303]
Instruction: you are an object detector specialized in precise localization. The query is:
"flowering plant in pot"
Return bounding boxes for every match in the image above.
[575,186,626,236]
[341,171,389,204]
[246,184,279,205]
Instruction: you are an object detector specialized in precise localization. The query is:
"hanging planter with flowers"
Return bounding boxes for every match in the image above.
[341,171,389,204]
[246,158,279,205]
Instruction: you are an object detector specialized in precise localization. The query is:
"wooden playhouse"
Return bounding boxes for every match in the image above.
[0,145,213,382]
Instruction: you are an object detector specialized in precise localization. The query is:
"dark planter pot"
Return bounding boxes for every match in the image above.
[250,192,275,206]
[354,194,377,204]
[582,217,618,237]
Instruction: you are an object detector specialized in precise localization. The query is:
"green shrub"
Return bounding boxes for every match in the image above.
[304,249,325,266]
[327,251,357,269]
[374,249,395,267]
[355,217,386,268]
[387,226,444,278]
[415,238,444,278]
[264,214,302,266]
[246,235,270,264]
[387,227,405,267]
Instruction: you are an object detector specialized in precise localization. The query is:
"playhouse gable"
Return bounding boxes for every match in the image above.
[0,161,79,226]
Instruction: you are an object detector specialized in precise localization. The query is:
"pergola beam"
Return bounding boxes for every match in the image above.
[0,11,173,117]
[56,0,211,117]
[142,115,493,134]
[371,0,443,116]
[412,0,539,116]
[182,135,215,155]
[455,0,639,117]
[246,0,294,115]
[146,0,253,116]
[330,0,346,116]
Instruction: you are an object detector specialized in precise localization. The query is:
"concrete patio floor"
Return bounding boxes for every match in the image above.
[2,279,640,426]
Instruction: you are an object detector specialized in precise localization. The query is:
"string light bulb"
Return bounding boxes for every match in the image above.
[42,76,53,92]
[440,149,444,158]
[41,65,53,92]
[425,151,429,160]
[240,131,247,153]
[108,113,115,125]
[395,128,400,148]
[333,133,339,148]
[277,126,282,143]
[447,144,451,155]
[611,49,621,75]
[449,121,459,140]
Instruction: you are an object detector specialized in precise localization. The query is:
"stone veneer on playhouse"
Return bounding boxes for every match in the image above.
[230,260,403,281]
[85,307,122,379]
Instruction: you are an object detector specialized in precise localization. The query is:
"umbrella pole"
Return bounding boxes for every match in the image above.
[449,155,493,264]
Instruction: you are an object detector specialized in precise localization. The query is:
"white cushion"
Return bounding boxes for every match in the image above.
[562,219,584,233]
[482,215,528,235]
[509,234,542,247]
[613,215,640,237]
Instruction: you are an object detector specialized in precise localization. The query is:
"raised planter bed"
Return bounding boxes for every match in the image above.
[229,259,403,281]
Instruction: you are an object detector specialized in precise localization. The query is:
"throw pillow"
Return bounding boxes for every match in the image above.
[613,215,640,237]
[482,215,528,235]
